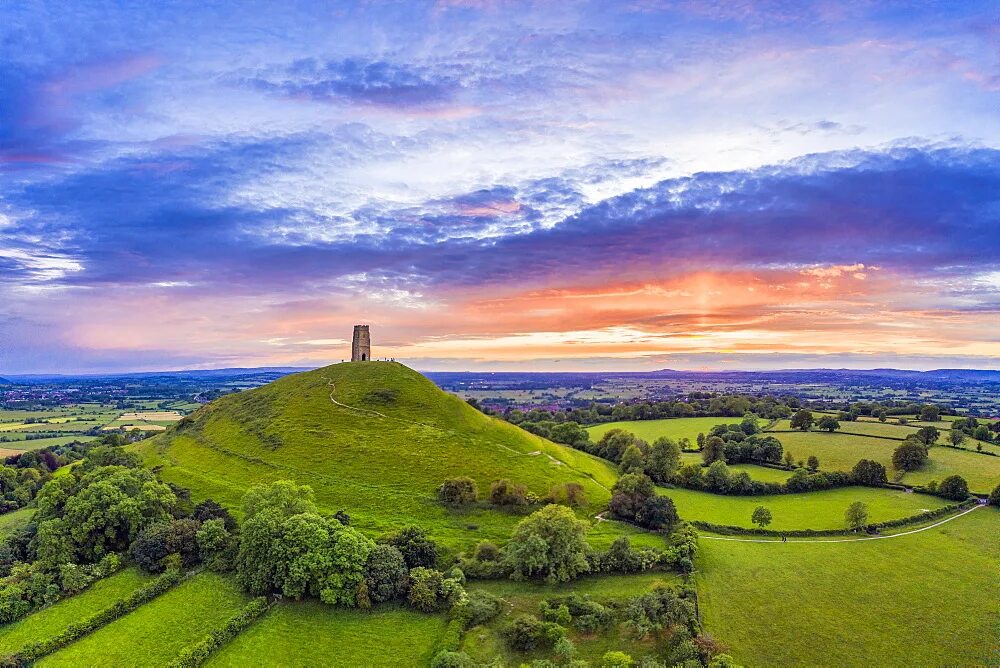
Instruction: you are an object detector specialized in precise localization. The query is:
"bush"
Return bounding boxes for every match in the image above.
[387,526,439,569]
[364,544,408,603]
[601,651,634,667]
[473,540,499,562]
[438,478,478,505]
[489,479,531,508]
[132,519,201,573]
[936,475,969,501]
[169,597,270,668]
[430,651,476,668]
[407,567,464,612]
[196,519,236,572]
[501,614,565,652]
[502,505,590,583]
[989,483,1000,507]
[547,482,586,508]
[852,459,888,486]
[892,438,928,471]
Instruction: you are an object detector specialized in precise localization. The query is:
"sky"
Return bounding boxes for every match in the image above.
[1,0,998,374]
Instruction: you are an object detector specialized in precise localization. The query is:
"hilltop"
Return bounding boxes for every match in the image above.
[135,362,617,547]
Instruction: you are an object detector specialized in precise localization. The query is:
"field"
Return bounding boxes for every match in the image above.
[135,362,620,550]
[659,486,950,530]
[207,602,447,668]
[586,417,735,445]
[38,572,250,668]
[0,507,35,538]
[725,463,794,483]
[696,507,1000,666]
[0,569,153,655]
[767,430,1000,493]
[463,573,682,665]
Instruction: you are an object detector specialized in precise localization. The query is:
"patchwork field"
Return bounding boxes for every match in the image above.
[38,572,250,668]
[207,602,447,668]
[696,507,1000,666]
[586,417,736,446]
[0,569,153,656]
[659,486,951,530]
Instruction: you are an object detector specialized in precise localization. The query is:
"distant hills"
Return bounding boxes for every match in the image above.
[134,362,616,548]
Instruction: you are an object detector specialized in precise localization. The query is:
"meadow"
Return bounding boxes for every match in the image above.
[0,569,153,655]
[206,602,447,668]
[38,572,250,668]
[696,507,1000,666]
[586,417,735,446]
[0,507,35,538]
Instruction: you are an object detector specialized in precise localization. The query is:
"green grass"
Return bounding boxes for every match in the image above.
[586,417,732,446]
[135,363,619,550]
[725,463,794,483]
[0,435,97,451]
[696,507,1000,666]
[464,573,681,665]
[0,569,153,655]
[659,486,950,530]
[0,506,34,538]
[206,601,447,668]
[38,572,250,668]
[769,430,1000,493]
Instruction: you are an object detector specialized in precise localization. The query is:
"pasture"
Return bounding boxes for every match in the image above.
[659,486,950,530]
[0,569,153,655]
[0,507,35,538]
[696,507,1000,666]
[586,417,735,446]
[206,602,447,668]
[38,572,250,668]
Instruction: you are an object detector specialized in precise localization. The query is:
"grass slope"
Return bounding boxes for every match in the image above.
[696,507,1000,666]
[38,572,250,668]
[135,362,617,548]
[207,602,446,668]
[660,486,949,530]
[0,569,153,655]
[0,507,34,539]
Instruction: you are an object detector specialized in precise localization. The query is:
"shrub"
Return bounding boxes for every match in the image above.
[609,473,655,521]
[430,651,476,668]
[502,505,590,583]
[407,567,464,612]
[196,519,236,572]
[489,479,531,507]
[169,597,270,668]
[364,544,409,604]
[936,475,969,501]
[989,483,1000,507]
[387,526,439,569]
[501,614,565,652]
[547,482,586,508]
[601,651,634,667]
[852,459,888,486]
[438,477,478,505]
[892,438,928,471]
[473,540,500,562]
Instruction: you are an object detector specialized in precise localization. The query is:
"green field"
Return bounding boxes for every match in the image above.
[464,573,682,665]
[697,507,1000,666]
[207,602,447,668]
[660,486,950,530]
[0,507,34,538]
[586,417,732,446]
[38,572,250,668]
[135,362,619,549]
[769,430,1000,493]
[725,463,795,483]
[0,569,153,655]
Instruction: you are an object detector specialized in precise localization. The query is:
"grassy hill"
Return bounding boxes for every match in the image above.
[135,362,617,548]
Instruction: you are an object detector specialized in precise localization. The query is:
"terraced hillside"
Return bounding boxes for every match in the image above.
[135,362,617,546]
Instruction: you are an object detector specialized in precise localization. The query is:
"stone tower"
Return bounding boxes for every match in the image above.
[351,325,371,362]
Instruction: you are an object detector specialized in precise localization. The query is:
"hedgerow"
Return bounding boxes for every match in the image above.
[168,596,271,667]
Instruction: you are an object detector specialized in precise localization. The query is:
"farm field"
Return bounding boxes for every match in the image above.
[586,417,735,445]
[725,463,794,483]
[0,568,153,655]
[38,572,250,668]
[659,486,951,530]
[769,430,1000,493]
[135,362,619,550]
[207,601,447,668]
[696,507,1000,666]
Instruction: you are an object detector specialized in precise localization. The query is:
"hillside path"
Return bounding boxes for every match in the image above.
[699,504,982,544]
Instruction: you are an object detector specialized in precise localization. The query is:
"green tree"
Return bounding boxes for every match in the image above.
[937,475,969,501]
[790,409,814,431]
[816,416,840,433]
[437,477,477,505]
[783,450,795,468]
[242,479,316,519]
[806,455,820,471]
[877,410,888,423]
[852,459,888,486]
[386,526,439,569]
[608,473,655,520]
[364,544,408,603]
[919,405,940,422]
[949,430,966,447]
[845,501,869,530]
[751,506,772,529]
[914,426,940,446]
[702,436,726,465]
[502,505,590,583]
[196,518,236,572]
[130,519,200,572]
[705,460,730,493]
[988,483,1000,507]
[618,444,646,474]
[645,437,681,482]
[892,438,928,471]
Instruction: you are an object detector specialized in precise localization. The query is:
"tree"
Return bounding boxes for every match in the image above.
[988,483,1000,507]
[705,460,730,493]
[608,473,655,521]
[702,436,726,465]
[949,430,966,447]
[937,475,969,501]
[816,416,840,433]
[364,544,408,603]
[503,505,590,583]
[740,413,760,435]
[618,444,646,474]
[914,426,940,446]
[196,518,236,572]
[635,495,679,532]
[751,506,772,529]
[852,459,888,486]
[919,405,940,422]
[645,437,681,482]
[192,499,237,531]
[845,501,869,530]
[790,410,814,431]
[437,477,477,505]
[387,526,438,569]
[242,479,316,519]
[892,438,928,471]
[877,409,888,423]
[130,519,200,572]
[973,425,993,442]
[806,455,819,471]
[783,451,795,468]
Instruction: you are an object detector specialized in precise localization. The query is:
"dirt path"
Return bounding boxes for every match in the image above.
[699,504,982,544]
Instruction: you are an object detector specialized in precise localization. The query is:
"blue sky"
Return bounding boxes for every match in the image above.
[1,0,998,373]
